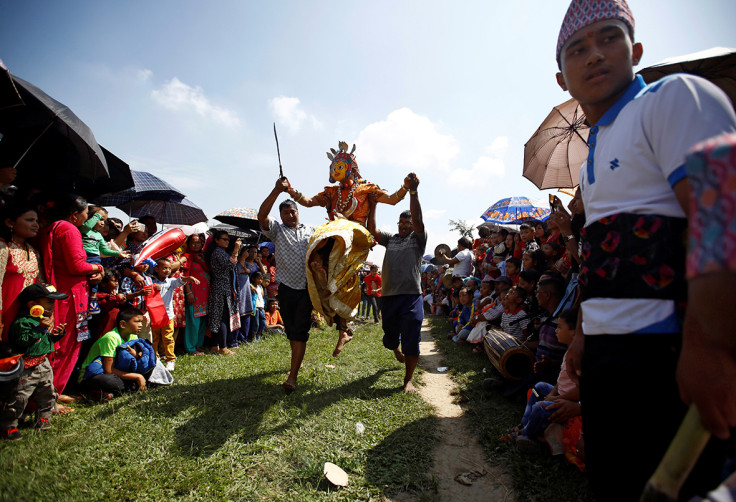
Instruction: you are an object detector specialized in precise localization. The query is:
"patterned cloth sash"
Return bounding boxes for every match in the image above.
[579,212,687,301]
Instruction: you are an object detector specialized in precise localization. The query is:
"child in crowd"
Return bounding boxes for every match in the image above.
[505,258,522,285]
[1,284,69,439]
[466,277,481,300]
[249,271,266,341]
[501,286,529,339]
[96,269,149,337]
[519,223,540,254]
[511,307,580,454]
[120,261,153,339]
[264,300,285,336]
[451,287,475,344]
[78,307,147,401]
[150,258,200,371]
[81,206,131,314]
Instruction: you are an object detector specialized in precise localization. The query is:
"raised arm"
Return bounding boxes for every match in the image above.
[258,178,291,230]
[405,173,424,234]
[285,185,327,208]
[375,179,410,206]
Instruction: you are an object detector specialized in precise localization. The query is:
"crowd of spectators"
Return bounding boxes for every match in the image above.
[0,185,285,440]
[422,191,587,469]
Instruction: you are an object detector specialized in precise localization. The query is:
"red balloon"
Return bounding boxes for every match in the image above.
[133,229,186,267]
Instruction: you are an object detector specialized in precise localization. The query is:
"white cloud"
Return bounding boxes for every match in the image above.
[137,68,153,83]
[269,96,321,132]
[356,108,460,172]
[446,136,509,190]
[151,77,241,129]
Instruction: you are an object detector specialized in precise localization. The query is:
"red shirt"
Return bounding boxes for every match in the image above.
[364,273,382,297]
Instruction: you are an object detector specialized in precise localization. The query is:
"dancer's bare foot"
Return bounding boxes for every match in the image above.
[403,380,417,394]
[57,394,79,404]
[282,379,296,394]
[393,349,406,363]
[332,330,353,357]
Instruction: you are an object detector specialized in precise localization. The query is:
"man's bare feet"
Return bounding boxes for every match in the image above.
[57,394,79,404]
[403,380,417,394]
[282,380,296,394]
[393,349,406,363]
[332,330,353,357]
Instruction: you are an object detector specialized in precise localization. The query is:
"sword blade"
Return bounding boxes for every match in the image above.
[273,122,284,178]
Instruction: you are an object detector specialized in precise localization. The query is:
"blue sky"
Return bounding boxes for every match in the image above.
[2,0,735,264]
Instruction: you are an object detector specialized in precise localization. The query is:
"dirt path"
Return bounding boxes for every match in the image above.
[393,321,514,502]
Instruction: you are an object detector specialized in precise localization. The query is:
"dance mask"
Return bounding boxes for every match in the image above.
[327,141,358,183]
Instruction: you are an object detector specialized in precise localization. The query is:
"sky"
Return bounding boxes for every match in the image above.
[2,0,735,266]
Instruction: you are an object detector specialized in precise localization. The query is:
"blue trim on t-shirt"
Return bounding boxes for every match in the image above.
[585,76,647,185]
[632,312,680,334]
[667,164,687,187]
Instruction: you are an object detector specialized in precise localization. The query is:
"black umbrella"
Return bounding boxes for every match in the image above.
[94,170,185,207]
[208,223,261,244]
[0,73,108,182]
[75,146,135,200]
[0,60,22,112]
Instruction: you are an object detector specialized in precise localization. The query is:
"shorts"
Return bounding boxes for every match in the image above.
[380,294,423,356]
[277,284,313,342]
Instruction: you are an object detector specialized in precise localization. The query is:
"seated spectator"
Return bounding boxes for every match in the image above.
[505,257,522,285]
[451,287,475,344]
[78,307,147,401]
[522,248,546,273]
[500,286,528,340]
[466,277,481,300]
[1,284,68,439]
[264,300,285,336]
[510,307,580,457]
[519,223,540,253]
[534,221,550,244]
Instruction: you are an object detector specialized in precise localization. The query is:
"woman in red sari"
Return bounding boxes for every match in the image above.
[38,194,103,405]
[181,234,209,355]
[0,206,44,342]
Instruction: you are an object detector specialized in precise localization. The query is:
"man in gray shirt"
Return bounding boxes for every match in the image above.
[367,173,426,393]
[258,178,315,393]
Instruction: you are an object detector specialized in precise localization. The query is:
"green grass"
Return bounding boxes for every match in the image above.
[0,323,437,502]
[426,316,594,502]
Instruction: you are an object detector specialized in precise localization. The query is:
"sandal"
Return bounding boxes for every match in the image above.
[472,345,484,354]
[219,348,235,356]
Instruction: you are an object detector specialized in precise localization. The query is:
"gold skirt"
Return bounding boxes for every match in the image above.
[306,218,375,326]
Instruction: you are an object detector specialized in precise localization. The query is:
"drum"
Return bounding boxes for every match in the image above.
[483,327,533,380]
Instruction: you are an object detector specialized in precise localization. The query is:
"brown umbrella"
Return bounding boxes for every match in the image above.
[523,47,736,190]
[522,97,589,190]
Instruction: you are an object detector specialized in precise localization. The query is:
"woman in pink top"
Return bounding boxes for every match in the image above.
[39,194,103,405]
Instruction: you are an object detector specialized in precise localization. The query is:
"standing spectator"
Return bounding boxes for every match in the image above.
[0,206,43,342]
[556,0,736,498]
[182,234,209,355]
[363,265,381,323]
[437,237,474,278]
[366,173,426,393]
[206,231,240,355]
[38,194,103,410]
[258,178,315,393]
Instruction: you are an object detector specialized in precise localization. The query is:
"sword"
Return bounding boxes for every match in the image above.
[273,123,284,178]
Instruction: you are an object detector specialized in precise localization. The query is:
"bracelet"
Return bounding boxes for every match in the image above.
[409,190,418,195]
[293,191,303,202]
[393,186,407,200]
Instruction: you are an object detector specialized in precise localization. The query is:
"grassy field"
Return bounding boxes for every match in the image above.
[425,316,594,502]
[0,323,437,502]
[1,318,593,502]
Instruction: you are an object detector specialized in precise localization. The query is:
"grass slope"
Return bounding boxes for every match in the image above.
[0,323,436,502]
[426,316,594,502]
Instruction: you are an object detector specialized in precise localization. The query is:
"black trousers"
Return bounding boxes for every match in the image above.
[277,284,313,342]
[581,334,724,502]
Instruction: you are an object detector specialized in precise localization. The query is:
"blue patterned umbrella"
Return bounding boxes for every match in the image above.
[94,170,186,206]
[480,196,550,224]
[214,207,260,231]
[118,197,207,225]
